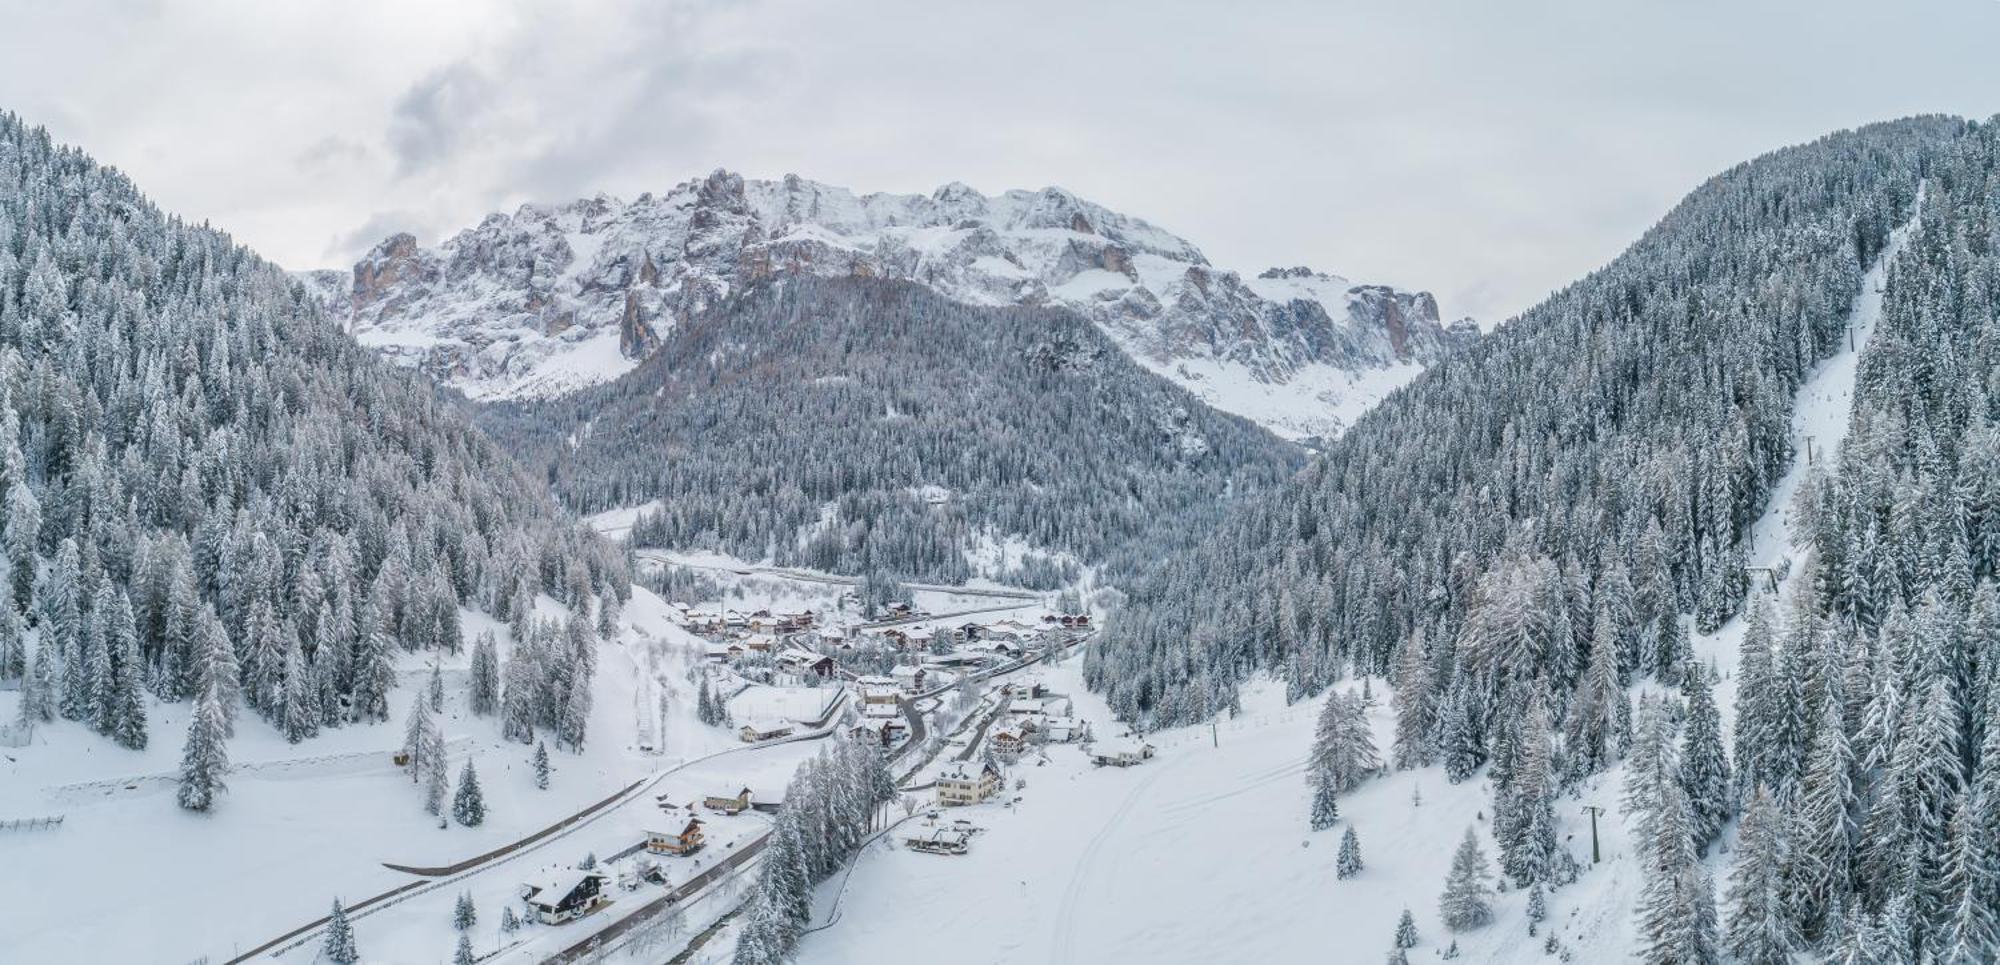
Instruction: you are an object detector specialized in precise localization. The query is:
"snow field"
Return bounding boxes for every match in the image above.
[0,585,746,964]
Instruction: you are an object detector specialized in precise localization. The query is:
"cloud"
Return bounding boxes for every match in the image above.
[387,61,495,177]
[323,208,436,264]
[5,0,1998,320]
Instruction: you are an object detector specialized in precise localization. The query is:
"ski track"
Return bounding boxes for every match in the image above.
[1048,752,1183,965]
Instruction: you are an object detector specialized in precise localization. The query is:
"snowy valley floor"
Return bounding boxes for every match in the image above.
[781,179,1918,965]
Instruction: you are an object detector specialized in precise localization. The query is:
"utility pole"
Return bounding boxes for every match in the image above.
[1581,805,1605,864]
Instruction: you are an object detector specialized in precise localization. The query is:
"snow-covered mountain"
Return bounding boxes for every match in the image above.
[311,171,1475,438]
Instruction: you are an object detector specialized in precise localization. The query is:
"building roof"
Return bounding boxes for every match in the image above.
[1091,737,1152,758]
[523,869,604,905]
[938,761,999,783]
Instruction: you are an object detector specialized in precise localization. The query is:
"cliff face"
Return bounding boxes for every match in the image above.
[309,170,1474,435]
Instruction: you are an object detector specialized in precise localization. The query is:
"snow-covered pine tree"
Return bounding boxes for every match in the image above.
[1310,688,1381,796]
[453,760,486,826]
[1787,696,1858,942]
[195,605,240,736]
[500,905,519,933]
[559,668,590,752]
[1732,597,1777,804]
[1394,908,1418,948]
[1440,826,1494,931]
[1337,826,1364,879]
[349,609,395,723]
[106,590,148,750]
[1725,784,1797,964]
[1309,766,1340,831]
[1566,602,1628,779]
[323,898,359,964]
[176,683,230,811]
[403,695,435,783]
[469,631,499,716]
[1390,628,1436,769]
[424,727,450,816]
[279,634,318,744]
[454,890,476,930]
[1439,678,1485,783]
[453,934,474,965]
[1498,685,1557,887]
[1678,660,1731,852]
[1636,775,1721,965]
[428,662,445,713]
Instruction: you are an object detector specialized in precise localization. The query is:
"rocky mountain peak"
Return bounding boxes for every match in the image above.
[306,173,1474,435]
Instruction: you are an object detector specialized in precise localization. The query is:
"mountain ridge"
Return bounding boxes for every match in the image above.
[307,170,1475,438]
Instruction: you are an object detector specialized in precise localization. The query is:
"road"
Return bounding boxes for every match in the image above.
[543,833,773,965]
[228,698,850,964]
[631,550,1043,602]
[538,639,1086,964]
[540,694,929,963]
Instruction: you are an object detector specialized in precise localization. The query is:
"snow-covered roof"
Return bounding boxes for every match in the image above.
[523,869,603,904]
[938,761,997,783]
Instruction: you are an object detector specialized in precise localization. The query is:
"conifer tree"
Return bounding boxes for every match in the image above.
[1394,908,1419,949]
[107,592,148,750]
[322,899,359,965]
[1439,827,1493,931]
[469,631,500,716]
[1679,662,1731,852]
[453,759,486,827]
[1310,688,1381,797]
[1337,826,1364,879]
[176,684,230,812]
[425,742,450,817]
[533,740,551,789]
[1391,630,1437,769]
[454,934,474,965]
[428,662,445,714]
[454,890,477,930]
[1725,785,1796,964]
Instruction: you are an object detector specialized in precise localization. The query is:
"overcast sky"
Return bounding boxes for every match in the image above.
[5,0,1998,323]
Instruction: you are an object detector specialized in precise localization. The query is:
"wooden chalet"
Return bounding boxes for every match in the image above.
[521,869,609,924]
[646,811,706,855]
[989,724,1026,759]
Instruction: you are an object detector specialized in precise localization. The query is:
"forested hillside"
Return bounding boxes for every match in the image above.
[0,113,626,752]
[1089,116,1953,720]
[477,276,1304,586]
[1093,114,2000,961]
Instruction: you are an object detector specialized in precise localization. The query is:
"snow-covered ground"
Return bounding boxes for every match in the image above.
[0,586,760,965]
[801,658,1605,965]
[1156,355,1425,442]
[785,190,1922,965]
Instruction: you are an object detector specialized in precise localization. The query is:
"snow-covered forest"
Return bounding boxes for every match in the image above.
[477,276,1303,585]
[0,109,627,760]
[1099,114,2000,961]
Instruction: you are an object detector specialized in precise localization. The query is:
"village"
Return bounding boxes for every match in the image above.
[456,585,1140,962]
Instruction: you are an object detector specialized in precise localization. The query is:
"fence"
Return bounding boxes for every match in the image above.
[0,815,64,832]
